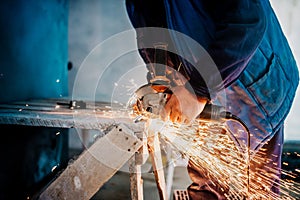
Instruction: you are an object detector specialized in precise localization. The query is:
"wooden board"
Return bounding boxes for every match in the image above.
[39,124,143,200]
[148,133,168,200]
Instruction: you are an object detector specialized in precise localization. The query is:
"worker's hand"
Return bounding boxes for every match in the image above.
[160,85,207,124]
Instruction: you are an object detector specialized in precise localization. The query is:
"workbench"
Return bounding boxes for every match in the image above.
[0,98,137,130]
[0,98,174,200]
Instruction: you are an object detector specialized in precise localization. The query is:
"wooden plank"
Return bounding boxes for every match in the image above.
[38,124,143,200]
[129,157,144,200]
[148,133,168,200]
[129,131,149,200]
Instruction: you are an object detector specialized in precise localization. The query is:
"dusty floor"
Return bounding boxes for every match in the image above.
[91,165,191,200]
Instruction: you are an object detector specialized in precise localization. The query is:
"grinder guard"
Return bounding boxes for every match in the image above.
[132,83,172,118]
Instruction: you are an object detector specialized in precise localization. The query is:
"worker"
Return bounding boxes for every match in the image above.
[125,0,299,199]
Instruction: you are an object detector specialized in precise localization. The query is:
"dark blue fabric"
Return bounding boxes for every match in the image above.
[165,0,268,98]
[126,0,268,98]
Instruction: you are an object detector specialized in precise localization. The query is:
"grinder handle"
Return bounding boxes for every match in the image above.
[197,103,227,120]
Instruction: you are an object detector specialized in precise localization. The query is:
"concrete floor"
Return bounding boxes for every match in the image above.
[91,165,191,200]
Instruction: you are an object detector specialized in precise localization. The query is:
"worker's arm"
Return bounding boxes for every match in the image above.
[164,0,267,99]
[126,0,267,99]
[125,0,266,123]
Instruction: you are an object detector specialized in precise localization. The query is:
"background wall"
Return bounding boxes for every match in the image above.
[0,0,68,103]
[68,0,300,145]
[270,0,300,141]
[0,1,69,199]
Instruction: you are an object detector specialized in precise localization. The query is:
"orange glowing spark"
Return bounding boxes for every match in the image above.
[126,91,300,199]
[144,118,300,199]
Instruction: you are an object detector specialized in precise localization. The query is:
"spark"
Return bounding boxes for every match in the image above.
[51,165,58,172]
[283,162,289,166]
[144,117,300,199]
[126,89,300,199]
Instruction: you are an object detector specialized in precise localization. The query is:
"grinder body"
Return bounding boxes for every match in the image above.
[132,83,227,121]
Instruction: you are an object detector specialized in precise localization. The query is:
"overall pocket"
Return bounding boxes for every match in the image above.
[247,54,291,128]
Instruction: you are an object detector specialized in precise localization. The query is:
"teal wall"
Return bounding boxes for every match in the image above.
[0,0,68,103]
[0,1,69,199]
